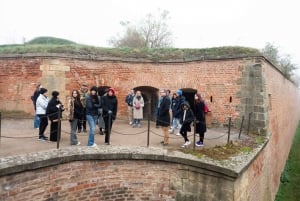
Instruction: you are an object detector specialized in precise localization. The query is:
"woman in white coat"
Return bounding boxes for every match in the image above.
[132,90,144,128]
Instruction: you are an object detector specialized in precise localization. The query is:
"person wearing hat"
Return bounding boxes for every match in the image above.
[157,89,171,146]
[36,87,49,141]
[85,86,101,147]
[46,91,65,142]
[77,82,89,133]
[101,87,118,145]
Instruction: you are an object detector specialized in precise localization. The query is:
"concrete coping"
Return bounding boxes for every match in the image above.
[0,141,268,179]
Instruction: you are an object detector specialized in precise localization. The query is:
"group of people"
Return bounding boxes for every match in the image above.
[125,88,208,148]
[32,82,207,148]
[31,82,118,147]
[155,89,208,148]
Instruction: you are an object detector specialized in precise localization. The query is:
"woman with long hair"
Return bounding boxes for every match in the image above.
[68,89,83,145]
[85,86,101,147]
[194,93,207,146]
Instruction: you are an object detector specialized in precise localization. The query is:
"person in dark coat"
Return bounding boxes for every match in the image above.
[179,101,195,148]
[46,91,64,142]
[102,87,118,145]
[86,86,101,147]
[157,89,171,146]
[193,93,207,146]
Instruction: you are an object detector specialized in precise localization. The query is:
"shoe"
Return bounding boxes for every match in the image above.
[169,129,174,134]
[137,124,141,128]
[88,143,97,147]
[181,141,191,148]
[105,142,110,145]
[168,128,173,132]
[176,133,181,136]
[76,142,81,146]
[83,129,87,133]
[38,136,47,141]
[132,124,136,128]
[195,141,204,147]
[129,121,133,125]
[77,130,82,133]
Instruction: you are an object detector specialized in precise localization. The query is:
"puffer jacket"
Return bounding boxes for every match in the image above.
[36,94,49,115]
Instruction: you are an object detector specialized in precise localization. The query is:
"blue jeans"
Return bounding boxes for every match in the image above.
[34,114,40,128]
[86,114,98,146]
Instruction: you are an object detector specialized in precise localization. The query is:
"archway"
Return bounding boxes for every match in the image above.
[133,86,159,121]
[181,88,197,111]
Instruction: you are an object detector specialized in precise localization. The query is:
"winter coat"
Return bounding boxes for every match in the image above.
[133,95,144,119]
[68,98,84,121]
[180,102,195,133]
[157,96,171,127]
[171,95,185,118]
[36,94,49,115]
[85,94,101,116]
[102,95,118,120]
[46,98,64,121]
[194,101,207,134]
[125,93,134,106]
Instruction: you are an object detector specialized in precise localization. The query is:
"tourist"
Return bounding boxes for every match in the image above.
[46,91,65,142]
[157,89,171,146]
[77,82,89,133]
[194,93,207,147]
[132,90,144,128]
[31,82,42,129]
[102,87,118,145]
[86,86,101,147]
[179,101,195,148]
[36,88,49,141]
[67,89,83,145]
[125,89,135,125]
[169,90,185,135]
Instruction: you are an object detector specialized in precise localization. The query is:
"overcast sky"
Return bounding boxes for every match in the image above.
[1,0,299,69]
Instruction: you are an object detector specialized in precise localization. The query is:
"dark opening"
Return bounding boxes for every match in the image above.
[133,86,159,121]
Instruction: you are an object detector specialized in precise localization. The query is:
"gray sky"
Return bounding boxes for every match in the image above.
[1,0,299,68]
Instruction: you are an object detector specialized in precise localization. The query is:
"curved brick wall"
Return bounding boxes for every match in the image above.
[0,146,265,201]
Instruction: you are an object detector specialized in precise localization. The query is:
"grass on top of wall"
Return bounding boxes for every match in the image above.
[0,43,261,61]
[275,121,300,201]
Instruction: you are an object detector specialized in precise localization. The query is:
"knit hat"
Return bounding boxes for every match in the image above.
[39,88,48,94]
[90,86,98,92]
[177,90,182,96]
[108,87,115,95]
[52,91,59,97]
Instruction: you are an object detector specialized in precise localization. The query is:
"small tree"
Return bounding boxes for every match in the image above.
[108,9,173,48]
[262,42,298,80]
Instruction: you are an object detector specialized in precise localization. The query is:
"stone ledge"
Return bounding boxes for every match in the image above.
[0,142,268,179]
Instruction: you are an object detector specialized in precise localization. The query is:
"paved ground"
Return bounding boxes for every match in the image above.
[0,117,243,158]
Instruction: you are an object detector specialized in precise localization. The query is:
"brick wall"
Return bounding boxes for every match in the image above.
[1,55,300,200]
[0,158,236,201]
[0,56,247,128]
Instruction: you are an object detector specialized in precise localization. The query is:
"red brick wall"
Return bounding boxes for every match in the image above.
[0,160,234,201]
[0,56,244,127]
